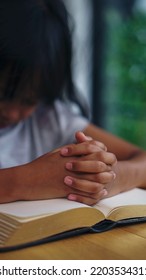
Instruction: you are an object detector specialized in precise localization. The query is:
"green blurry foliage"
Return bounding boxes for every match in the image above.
[104,11,146,149]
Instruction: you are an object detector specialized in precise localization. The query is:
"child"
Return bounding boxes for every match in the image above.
[0,0,146,205]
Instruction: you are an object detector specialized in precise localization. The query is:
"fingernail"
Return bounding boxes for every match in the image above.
[86,135,92,140]
[113,173,116,179]
[103,189,108,196]
[66,162,73,170]
[64,176,73,186]
[68,194,76,201]
[60,148,69,155]
[111,171,116,179]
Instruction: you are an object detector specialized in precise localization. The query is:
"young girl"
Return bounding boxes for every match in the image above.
[0,0,146,205]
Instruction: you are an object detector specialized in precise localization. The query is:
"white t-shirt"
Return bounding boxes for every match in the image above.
[0,100,89,168]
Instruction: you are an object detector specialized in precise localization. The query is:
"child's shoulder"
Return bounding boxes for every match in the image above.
[36,100,72,118]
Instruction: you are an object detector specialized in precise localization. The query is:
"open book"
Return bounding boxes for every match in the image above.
[0,188,146,251]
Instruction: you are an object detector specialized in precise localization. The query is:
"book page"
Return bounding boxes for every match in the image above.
[0,188,146,219]
[94,188,146,216]
[0,198,89,218]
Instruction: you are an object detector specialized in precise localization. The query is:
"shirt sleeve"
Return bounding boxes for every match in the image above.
[53,100,90,145]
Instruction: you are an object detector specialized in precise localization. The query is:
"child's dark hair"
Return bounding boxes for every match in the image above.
[0,0,89,116]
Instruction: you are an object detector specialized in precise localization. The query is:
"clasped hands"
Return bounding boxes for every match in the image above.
[60,131,117,205]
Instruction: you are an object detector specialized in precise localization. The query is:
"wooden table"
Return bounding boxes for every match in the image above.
[0,223,146,260]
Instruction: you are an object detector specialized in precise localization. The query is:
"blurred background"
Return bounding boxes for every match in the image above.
[64,0,146,149]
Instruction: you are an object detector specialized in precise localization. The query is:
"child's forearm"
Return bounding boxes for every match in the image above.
[107,152,146,198]
[0,165,28,203]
